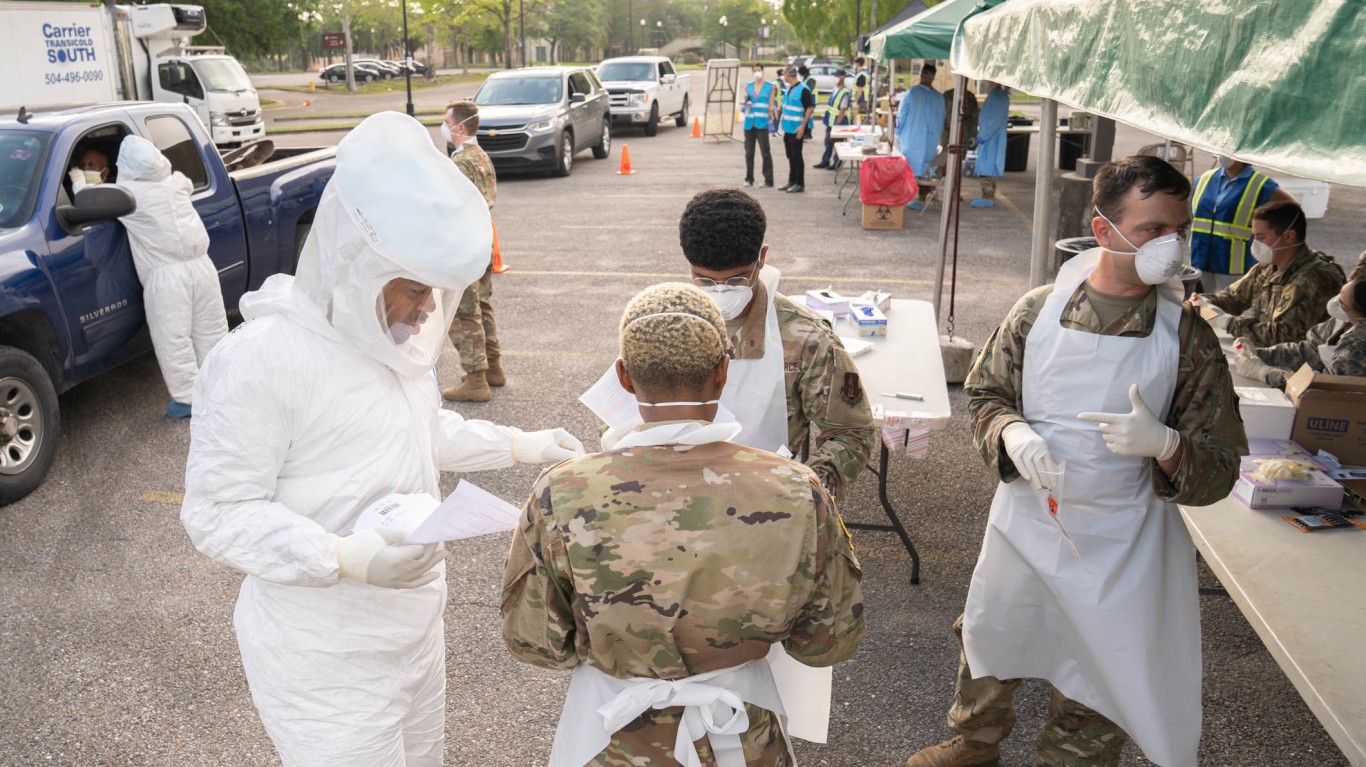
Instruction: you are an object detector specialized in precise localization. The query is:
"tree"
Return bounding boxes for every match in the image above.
[704,0,765,58]
[197,0,311,61]
[781,0,909,55]
[539,0,607,63]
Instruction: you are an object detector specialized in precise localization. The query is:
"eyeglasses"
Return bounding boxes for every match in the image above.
[691,263,758,288]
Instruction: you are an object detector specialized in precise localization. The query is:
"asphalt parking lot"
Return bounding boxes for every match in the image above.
[1,72,1361,766]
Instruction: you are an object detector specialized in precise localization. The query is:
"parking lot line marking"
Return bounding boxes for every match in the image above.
[996,191,1034,232]
[511,270,934,286]
[140,491,184,505]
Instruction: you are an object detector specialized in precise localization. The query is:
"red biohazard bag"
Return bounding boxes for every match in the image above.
[859,155,918,206]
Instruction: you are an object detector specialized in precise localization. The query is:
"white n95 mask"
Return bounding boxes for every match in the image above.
[701,285,754,321]
[1327,295,1350,322]
[1097,211,1188,285]
[439,122,453,148]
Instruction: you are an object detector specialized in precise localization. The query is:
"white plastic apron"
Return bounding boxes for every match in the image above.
[588,267,790,454]
[962,249,1201,767]
[549,421,822,766]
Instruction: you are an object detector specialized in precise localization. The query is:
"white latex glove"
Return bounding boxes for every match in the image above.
[68,168,93,194]
[511,428,586,464]
[335,527,446,589]
[1077,384,1181,461]
[1190,294,1222,313]
[1234,353,1273,384]
[1231,336,1258,355]
[1209,312,1232,332]
[1001,421,1060,491]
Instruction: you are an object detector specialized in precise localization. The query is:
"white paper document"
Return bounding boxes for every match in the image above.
[837,335,875,357]
[353,481,523,545]
[766,642,833,743]
[579,364,644,433]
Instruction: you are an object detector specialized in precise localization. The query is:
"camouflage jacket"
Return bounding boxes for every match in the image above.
[1198,245,1346,346]
[451,142,496,209]
[730,283,877,500]
[501,423,866,767]
[1350,250,1366,283]
[1257,318,1366,389]
[965,283,1247,505]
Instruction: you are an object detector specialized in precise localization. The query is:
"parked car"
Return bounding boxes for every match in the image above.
[319,62,384,83]
[0,101,335,502]
[402,60,429,76]
[354,59,402,79]
[595,56,691,137]
[471,66,611,177]
[807,63,846,95]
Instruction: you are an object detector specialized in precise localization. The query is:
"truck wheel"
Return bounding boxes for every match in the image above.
[592,120,611,159]
[0,347,60,506]
[675,96,689,128]
[644,104,659,137]
[552,130,574,177]
[291,221,312,274]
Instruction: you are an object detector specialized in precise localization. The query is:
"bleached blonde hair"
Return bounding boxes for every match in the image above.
[619,283,729,392]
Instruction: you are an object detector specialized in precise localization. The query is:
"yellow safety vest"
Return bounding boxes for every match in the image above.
[1190,168,1271,276]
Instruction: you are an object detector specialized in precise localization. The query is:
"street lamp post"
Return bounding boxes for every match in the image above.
[401,0,413,116]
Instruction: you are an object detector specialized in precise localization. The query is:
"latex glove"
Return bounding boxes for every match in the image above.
[68,168,92,194]
[1001,421,1059,491]
[1231,336,1258,355]
[511,428,586,464]
[335,527,446,589]
[1190,294,1222,313]
[1077,384,1181,461]
[1234,353,1273,384]
[1209,312,1232,332]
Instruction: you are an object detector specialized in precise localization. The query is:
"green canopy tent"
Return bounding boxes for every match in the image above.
[950,0,1366,187]
[949,0,1366,288]
[867,0,1006,61]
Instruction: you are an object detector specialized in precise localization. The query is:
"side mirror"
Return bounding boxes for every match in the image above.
[57,185,136,231]
[661,73,676,83]
[570,93,586,104]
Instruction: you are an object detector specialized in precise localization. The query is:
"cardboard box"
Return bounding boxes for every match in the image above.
[1235,386,1296,440]
[1285,366,1366,465]
[805,289,851,318]
[856,290,892,312]
[848,304,887,336]
[862,203,904,230]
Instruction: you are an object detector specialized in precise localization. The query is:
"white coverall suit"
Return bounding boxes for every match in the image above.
[180,112,581,767]
[115,135,228,405]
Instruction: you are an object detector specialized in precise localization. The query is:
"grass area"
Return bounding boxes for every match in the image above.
[259,98,284,107]
[270,114,444,134]
[266,72,489,95]
[273,108,444,121]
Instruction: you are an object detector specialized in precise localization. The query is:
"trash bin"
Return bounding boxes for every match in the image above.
[1055,236,1096,270]
[1058,133,1087,171]
[1005,132,1030,172]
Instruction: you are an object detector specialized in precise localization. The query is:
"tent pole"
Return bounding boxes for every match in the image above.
[887,59,896,134]
[933,74,966,322]
[1030,98,1058,288]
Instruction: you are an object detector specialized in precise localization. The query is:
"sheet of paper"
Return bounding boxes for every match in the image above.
[838,335,874,357]
[579,364,643,433]
[766,642,832,743]
[353,493,441,534]
[405,480,523,544]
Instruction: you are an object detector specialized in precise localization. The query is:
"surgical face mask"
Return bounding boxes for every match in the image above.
[754,70,764,81]
[439,122,453,148]
[1250,213,1301,264]
[1215,155,1236,170]
[1097,210,1188,285]
[701,285,754,321]
[1327,295,1350,322]
[441,113,476,149]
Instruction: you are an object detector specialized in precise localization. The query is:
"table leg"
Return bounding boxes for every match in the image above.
[847,441,921,585]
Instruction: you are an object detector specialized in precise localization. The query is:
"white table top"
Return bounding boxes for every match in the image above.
[835,143,898,162]
[1180,495,1366,765]
[1180,341,1366,765]
[830,125,882,141]
[832,298,952,431]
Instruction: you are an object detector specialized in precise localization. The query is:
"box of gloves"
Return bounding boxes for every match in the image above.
[1233,439,1344,510]
[847,304,888,336]
[1234,386,1296,440]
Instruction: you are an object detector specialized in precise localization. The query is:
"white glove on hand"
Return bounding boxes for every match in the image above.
[1001,421,1060,491]
[1077,384,1181,461]
[1210,312,1232,331]
[1232,336,1257,355]
[335,527,446,589]
[1234,353,1273,384]
[68,168,92,194]
[511,428,586,464]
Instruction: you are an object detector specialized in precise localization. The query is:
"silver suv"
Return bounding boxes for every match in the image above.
[472,66,612,177]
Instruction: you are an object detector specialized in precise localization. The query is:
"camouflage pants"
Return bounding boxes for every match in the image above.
[948,614,1127,767]
[450,263,499,372]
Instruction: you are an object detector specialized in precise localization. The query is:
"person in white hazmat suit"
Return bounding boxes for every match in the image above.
[114,135,229,418]
[179,111,586,767]
[904,156,1246,767]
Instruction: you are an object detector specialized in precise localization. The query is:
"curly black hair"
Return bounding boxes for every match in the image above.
[678,189,766,272]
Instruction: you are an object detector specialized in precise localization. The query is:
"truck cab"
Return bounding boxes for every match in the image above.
[596,56,690,137]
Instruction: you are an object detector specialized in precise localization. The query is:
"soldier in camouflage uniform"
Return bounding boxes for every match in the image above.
[1349,250,1366,283]
[906,157,1246,767]
[678,189,876,501]
[502,283,866,766]
[1194,200,1345,347]
[441,100,506,403]
[1234,279,1366,388]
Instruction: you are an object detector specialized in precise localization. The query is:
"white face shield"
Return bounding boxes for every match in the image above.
[292,111,492,377]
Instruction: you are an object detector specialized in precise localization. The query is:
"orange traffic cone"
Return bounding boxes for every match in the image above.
[616,144,636,175]
[691,116,701,138]
[490,221,509,273]
[303,98,312,107]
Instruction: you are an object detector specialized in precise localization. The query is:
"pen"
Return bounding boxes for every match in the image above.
[883,392,924,401]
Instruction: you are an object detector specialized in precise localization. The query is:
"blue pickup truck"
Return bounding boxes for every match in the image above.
[0,101,335,503]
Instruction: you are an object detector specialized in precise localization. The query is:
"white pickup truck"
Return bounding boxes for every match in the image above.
[596,56,690,137]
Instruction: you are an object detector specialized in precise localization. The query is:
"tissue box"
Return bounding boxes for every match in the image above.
[848,304,887,336]
[1235,386,1296,440]
[855,290,892,312]
[806,289,851,317]
[1233,447,1344,510]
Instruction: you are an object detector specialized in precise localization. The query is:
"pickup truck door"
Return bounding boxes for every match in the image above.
[134,112,250,310]
[658,61,677,109]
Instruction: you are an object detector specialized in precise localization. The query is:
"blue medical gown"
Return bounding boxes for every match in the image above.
[975,89,1009,178]
[896,84,945,178]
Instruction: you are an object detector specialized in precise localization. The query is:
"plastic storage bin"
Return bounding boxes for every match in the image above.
[1274,177,1331,219]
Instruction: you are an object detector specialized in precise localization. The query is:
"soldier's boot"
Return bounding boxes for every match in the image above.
[485,356,506,387]
[442,370,491,402]
[905,736,1000,767]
